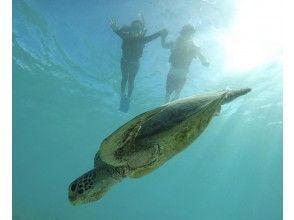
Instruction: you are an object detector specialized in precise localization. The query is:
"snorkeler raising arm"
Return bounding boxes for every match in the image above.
[110,18,129,39]
[110,18,119,32]
[138,13,147,35]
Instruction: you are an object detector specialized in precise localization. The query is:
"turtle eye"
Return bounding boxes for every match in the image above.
[70,182,77,192]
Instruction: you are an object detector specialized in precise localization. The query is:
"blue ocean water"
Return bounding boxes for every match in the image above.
[13,0,282,219]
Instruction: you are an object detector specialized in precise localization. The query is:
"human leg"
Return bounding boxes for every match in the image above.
[165,72,175,102]
[173,77,186,101]
[127,61,140,98]
[120,59,128,97]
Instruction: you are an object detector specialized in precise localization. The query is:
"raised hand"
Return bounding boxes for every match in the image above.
[138,13,145,27]
[110,18,119,32]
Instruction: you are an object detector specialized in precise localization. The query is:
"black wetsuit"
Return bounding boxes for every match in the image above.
[115,28,161,81]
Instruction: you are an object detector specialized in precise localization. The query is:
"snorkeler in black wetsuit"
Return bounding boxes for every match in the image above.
[161,24,210,102]
[110,15,165,112]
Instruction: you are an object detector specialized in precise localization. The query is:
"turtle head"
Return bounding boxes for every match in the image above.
[68,166,120,205]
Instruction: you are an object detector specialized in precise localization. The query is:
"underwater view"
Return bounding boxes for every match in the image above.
[13,0,282,219]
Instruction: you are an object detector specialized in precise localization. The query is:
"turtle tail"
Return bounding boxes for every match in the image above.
[222,88,251,104]
[68,164,125,205]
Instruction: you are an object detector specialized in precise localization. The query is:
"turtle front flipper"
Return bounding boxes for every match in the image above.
[125,144,160,169]
[99,105,166,167]
[100,121,142,167]
[128,144,162,178]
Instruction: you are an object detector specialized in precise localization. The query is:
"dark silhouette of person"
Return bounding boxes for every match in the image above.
[110,16,165,112]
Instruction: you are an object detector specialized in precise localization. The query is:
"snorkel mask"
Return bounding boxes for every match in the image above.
[131,20,145,37]
[180,24,196,39]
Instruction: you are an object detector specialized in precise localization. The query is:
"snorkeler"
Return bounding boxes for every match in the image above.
[161,24,210,102]
[110,15,165,112]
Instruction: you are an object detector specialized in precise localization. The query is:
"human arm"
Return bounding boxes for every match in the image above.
[110,18,119,32]
[110,18,128,39]
[194,47,210,67]
[143,30,162,44]
[160,29,173,49]
[138,13,148,36]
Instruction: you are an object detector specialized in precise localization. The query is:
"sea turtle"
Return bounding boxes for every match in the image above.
[68,88,251,205]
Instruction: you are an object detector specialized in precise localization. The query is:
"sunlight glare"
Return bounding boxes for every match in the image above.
[223,0,282,72]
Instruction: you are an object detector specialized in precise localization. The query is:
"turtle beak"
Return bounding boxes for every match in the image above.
[68,182,79,205]
[68,193,77,205]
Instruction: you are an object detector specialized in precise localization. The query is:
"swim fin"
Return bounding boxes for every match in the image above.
[120,96,130,113]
